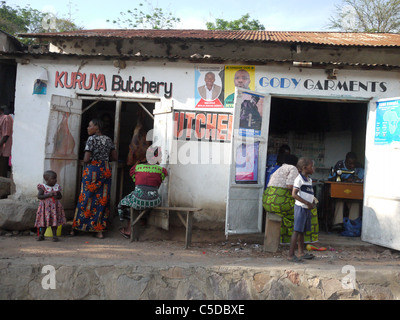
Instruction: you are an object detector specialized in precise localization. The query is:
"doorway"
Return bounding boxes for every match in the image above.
[78,98,155,215]
[266,96,368,233]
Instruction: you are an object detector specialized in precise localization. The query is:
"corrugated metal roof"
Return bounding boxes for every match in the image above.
[19,29,400,47]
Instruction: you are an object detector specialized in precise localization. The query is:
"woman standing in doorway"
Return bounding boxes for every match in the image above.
[71,119,118,239]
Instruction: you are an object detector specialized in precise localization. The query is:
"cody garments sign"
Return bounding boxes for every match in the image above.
[54,71,173,98]
[259,76,387,93]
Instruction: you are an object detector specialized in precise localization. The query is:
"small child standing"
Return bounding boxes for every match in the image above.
[35,170,66,242]
[289,157,316,262]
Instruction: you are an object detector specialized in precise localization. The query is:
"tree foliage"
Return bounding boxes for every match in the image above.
[0,1,43,35]
[206,14,265,30]
[108,0,180,29]
[0,1,82,44]
[329,0,400,32]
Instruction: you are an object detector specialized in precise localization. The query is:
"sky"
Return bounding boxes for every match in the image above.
[5,0,344,31]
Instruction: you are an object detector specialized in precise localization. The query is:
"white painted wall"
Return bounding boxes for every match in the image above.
[11,58,400,230]
[13,64,52,203]
[12,59,233,218]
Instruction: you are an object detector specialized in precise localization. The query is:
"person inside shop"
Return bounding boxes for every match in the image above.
[100,112,114,140]
[328,151,364,182]
[127,109,151,166]
[328,151,364,227]
[265,144,291,187]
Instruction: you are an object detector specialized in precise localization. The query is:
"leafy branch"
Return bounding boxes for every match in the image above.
[107,1,180,29]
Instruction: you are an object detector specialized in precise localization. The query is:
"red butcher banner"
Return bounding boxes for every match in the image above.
[174,110,233,142]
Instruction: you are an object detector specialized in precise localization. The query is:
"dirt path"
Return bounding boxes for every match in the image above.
[1,219,400,268]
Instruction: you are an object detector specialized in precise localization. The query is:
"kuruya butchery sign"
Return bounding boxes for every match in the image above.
[54,71,173,98]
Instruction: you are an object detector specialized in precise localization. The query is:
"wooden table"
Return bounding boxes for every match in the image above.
[322,181,364,231]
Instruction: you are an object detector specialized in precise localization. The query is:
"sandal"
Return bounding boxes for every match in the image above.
[95,232,104,239]
[119,228,130,239]
[300,253,315,260]
[288,255,303,263]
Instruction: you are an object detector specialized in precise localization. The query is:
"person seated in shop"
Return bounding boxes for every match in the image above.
[265,144,291,188]
[328,152,364,227]
[328,152,364,182]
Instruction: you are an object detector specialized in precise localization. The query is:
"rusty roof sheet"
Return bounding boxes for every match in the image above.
[19,29,400,47]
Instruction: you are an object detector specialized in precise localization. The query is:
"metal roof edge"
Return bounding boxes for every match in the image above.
[17,30,400,48]
[2,51,399,70]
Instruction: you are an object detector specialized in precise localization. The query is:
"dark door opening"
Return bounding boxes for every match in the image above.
[78,99,155,214]
[265,97,368,233]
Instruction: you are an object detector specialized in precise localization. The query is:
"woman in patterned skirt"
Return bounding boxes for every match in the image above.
[71,118,118,239]
[263,154,319,243]
[118,146,168,239]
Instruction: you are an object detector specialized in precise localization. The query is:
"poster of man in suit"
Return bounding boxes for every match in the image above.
[195,67,224,108]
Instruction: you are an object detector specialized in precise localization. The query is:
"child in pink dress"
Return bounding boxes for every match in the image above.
[35,170,66,242]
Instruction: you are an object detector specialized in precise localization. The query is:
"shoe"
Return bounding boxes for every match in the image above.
[119,228,130,239]
[288,255,303,263]
[300,253,315,259]
[36,235,45,241]
[52,236,59,242]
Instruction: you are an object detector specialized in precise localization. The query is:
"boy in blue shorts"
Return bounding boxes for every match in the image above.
[288,157,316,262]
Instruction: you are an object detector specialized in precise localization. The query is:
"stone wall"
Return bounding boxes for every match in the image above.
[1,259,399,300]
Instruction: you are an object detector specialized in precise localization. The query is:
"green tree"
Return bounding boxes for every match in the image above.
[328,0,400,32]
[0,1,44,35]
[108,0,180,29]
[206,14,265,30]
[0,1,82,44]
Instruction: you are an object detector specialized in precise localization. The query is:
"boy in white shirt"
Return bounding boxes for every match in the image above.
[289,157,316,262]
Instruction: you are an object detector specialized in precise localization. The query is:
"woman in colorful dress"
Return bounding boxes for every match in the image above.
[71,118,117,239]
[118,146,168,239]
[263,154,319,244]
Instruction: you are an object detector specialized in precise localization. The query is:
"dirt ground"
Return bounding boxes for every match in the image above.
[1,217,400,267]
